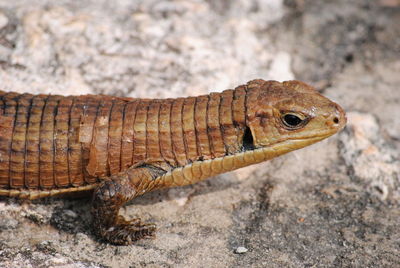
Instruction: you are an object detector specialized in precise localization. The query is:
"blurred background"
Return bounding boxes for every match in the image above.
[0,1,399,267]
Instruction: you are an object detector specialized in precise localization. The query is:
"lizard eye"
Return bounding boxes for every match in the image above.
[281,113,305,129]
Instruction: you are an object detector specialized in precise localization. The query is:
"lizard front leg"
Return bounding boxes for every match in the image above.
[91,165,165,245]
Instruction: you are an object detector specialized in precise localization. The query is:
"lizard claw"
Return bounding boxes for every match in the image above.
[98,217,156,245]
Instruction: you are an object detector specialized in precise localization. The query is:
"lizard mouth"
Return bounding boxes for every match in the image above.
[242,125,335,154]
[257,133,332,155]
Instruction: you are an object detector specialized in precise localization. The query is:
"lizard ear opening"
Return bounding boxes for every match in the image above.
[242,126,255,151]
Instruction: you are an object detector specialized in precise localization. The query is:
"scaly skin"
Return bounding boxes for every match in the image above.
[0,79,346,245]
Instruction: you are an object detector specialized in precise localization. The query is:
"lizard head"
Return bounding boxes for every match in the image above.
[243,79,346,154]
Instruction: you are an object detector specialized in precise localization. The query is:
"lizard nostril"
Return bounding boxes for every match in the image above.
[333,117,339,124]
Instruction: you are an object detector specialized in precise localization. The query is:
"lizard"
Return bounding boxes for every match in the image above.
[0,79,346,245]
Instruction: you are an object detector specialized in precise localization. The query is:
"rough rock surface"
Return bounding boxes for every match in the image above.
[0,0,399,267]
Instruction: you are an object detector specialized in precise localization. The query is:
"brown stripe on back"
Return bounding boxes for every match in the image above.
[86,99,113,177]
[54,97,73,187]
[79,96,100,184]
[194,95,211,160]
[0,94,3,115]
[39,95,62,189]
[68,96,85,186]
[25,95,46,189]
[245,82,265,143]
[159,99,175,166]
[108,100,125,175]
[0,94,3,114]
[207,93,225,158]
[121,101,137,170]
[219,89,239,154]
[10,94,32,188]
[232,85,247,146]
[146,100,162,162]
[0,93,17,188]
[0,100,10,187]
[133,100,149,165]
[182,97,198,162]
[170,98,187,166]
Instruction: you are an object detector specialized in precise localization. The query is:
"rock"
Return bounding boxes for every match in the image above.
[234,246,248,254]
[0,12,8,29]
[339,112,400,202]
[379,0,400,7]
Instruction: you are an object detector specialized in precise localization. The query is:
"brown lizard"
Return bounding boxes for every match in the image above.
[0,79,346,245]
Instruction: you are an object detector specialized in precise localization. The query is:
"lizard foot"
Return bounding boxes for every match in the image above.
[98,216,156,245]
[91,166,164,245]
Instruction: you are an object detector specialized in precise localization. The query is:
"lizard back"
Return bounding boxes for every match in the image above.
[0,86,249,198]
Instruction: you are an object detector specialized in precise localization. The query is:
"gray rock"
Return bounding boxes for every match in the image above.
[339,112,400,202]
[234,246,248,254]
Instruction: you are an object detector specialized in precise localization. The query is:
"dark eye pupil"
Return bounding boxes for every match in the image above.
[283,114,303,127]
